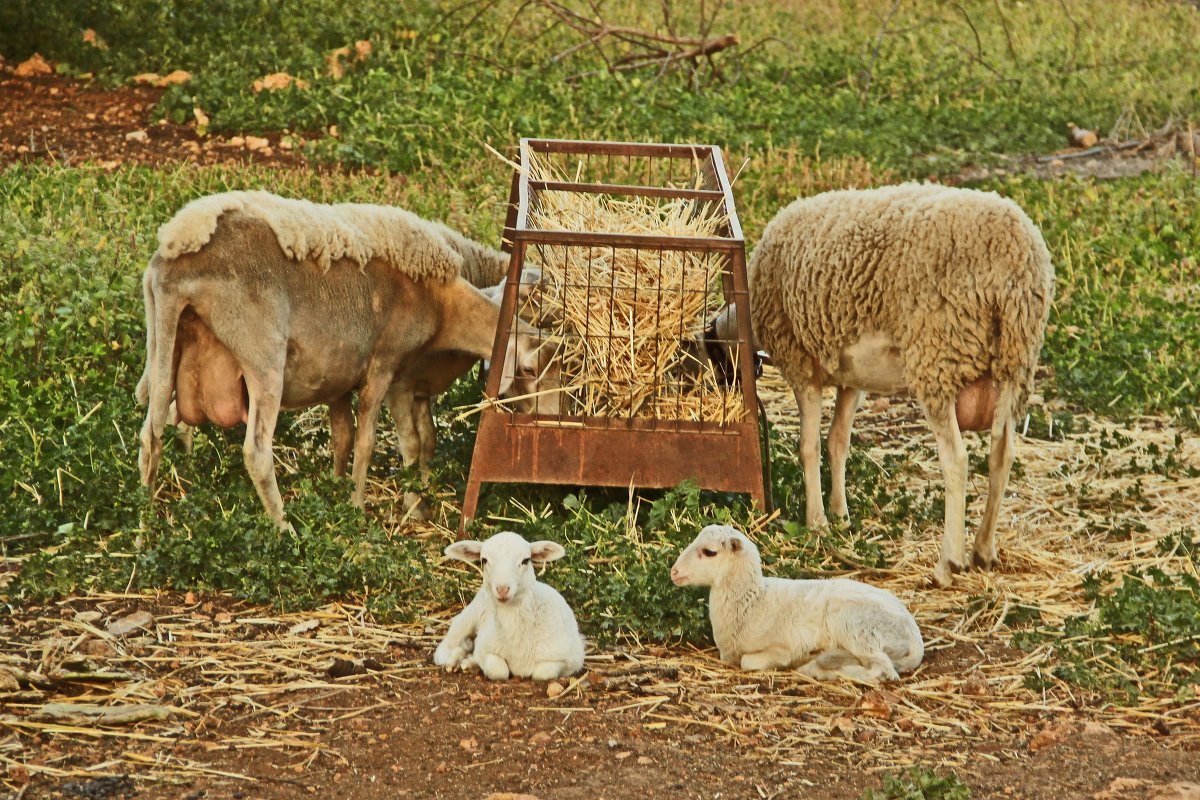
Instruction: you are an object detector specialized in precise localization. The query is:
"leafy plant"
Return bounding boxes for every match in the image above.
[862,766,971,800]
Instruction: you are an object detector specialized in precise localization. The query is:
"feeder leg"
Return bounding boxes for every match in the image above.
[459,477,483,539]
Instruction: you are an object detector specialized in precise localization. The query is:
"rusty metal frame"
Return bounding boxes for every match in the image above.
[459,138,765,534]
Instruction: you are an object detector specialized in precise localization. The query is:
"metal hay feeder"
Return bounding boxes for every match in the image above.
[459,138,766,534]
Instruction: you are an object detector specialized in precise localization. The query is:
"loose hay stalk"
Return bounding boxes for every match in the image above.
[518,150,746,422]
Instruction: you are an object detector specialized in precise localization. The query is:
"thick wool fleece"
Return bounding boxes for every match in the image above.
[748,183,1054,417]
[156,190,464,281]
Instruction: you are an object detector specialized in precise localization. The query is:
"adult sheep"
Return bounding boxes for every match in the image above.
[713,184,1053,587]
[137,190,552,527]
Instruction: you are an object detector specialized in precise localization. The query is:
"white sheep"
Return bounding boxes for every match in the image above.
[434,531,585,681]
[671,525,923,682]
[711,183,1054,587]
[136,191,553,526]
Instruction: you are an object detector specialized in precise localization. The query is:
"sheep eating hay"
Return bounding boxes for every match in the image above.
[434,531,585,681]
[671,525,923,682]
[718,183,1054,587]
[138,192,553,526]
[517,152,746,423]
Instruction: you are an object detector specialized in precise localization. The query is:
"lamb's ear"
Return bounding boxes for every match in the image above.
[445,540,484,562]
[529,540,566,563]
[728,536,743,553]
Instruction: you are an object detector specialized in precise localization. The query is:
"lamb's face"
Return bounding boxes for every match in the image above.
[670,524,750,587]
[445,531,566,604]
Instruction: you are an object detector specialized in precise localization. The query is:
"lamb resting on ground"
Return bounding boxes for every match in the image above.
[671,525,923,682]
[434,531,585,681]
[136,191,553,526]
[711,184,1054,587]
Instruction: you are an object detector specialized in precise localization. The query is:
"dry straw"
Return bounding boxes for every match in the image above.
[516,150,746,423]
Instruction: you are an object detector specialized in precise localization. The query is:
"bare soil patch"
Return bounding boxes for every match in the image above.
[0,71,309,170]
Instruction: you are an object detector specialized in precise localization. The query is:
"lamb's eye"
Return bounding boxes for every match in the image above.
[481,557,488,566]
[701,548,718,558]
[521,557,532,566]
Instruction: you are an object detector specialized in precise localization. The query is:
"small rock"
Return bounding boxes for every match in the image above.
[1067,122,1099,148]
[244,135,269,152]
[434,761,449,774]
[546,681,565,698]
[288,619,320,636]
[962,669,989,696]
[0,668,20,692]
[1028,719,1074,752]
[226,137,245,149]
[854,727,877,743]
[614,751,632,760]
[1095,777,1148,799]
[857,689,896,720]
[252,72,307,92]
[74,610,103,625]
[132,72,162,85]
[124,130,149,144]
[184,591,197,605]
[484,794,542,800]
[105,610,154,636]
[159,69,191,86]
[15,53,53,77]
[829,716,856,738]
[636,756,652,765]
[1081,721,1117,738]
[528,731,552,747]
[182,141,202,155]
[327,658,364,679]
[214,612,233,624]
[79,639,117,657]
[458,737,478,752]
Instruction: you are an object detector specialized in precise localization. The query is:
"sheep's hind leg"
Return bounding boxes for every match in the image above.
[242,363,287,529]
[922,403,969,587]
[384,383,427,520]
[973,385,1018,570]
[828,387,863,520]
[329,394,354,478]
[480,654,511,681]
[795,383,829,529]
[740,648,793,671]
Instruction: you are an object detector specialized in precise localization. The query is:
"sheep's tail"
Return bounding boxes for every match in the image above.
[137,257,184,488]
[134,268,154,406]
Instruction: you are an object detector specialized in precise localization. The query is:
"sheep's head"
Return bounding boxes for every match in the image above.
[670,524,759,587]
[498,328,563,416]
[445,531,566,604]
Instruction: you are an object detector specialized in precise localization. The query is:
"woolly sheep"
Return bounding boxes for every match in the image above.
[712,184,1054,587]
[671,525,923,682]
[137,191,553,526]
[434,531,585,681]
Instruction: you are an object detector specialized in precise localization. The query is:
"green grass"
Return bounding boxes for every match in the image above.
[862,767,971,800]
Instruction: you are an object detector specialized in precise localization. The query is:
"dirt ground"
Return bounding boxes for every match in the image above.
[3,69,1200,800]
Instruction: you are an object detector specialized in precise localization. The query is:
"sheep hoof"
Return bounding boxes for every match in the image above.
[972,549,999,571]
[931,562,958,588]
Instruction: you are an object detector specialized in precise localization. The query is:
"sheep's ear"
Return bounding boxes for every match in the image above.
[529,540,566,563]
[728,536,743,553]
[445,540,483,562]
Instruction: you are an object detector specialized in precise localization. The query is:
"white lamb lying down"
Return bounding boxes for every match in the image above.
[434,531,585,681]
[671,525,923,682]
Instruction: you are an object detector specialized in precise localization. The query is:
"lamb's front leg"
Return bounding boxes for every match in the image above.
[434,595,484,670]
[530,661,568,681]
[479,653,511,681]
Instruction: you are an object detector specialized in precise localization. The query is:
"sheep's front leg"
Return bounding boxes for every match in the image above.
[350,366,394,508]
[434,596,484,670]
[795,384,829,529]
[479,653,511,681]
[828,387,863,520]
[923,405,969,587]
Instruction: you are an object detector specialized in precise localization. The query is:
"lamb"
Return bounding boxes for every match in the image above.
[434,531,585,681]
[711,184,1054,587]
[136,191,553,526]
[671,525,923,682]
